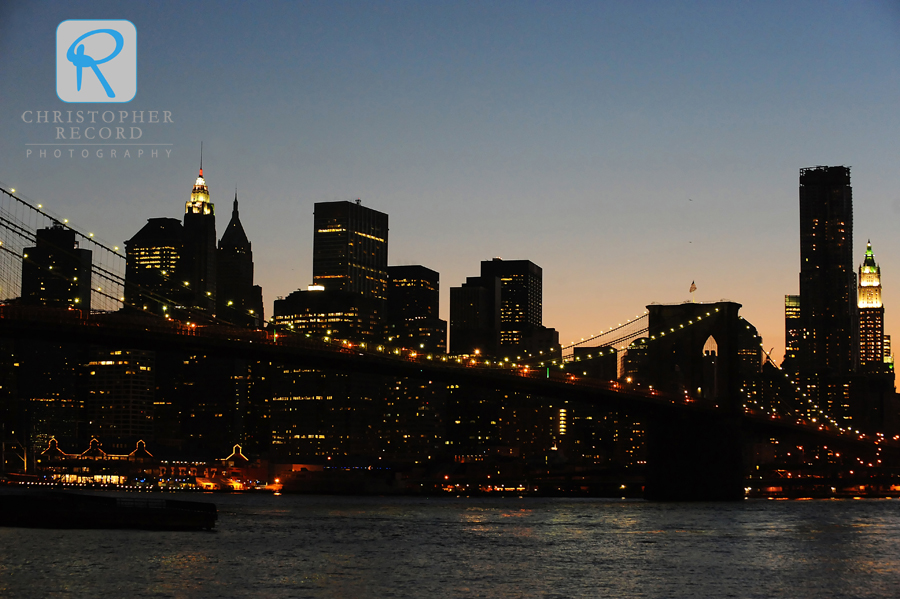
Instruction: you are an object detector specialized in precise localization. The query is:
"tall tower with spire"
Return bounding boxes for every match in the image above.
[858,241,887,372]
[182,156,217,312]
[217,190,264,327]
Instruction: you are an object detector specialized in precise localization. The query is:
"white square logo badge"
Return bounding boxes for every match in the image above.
[57,20,136,103]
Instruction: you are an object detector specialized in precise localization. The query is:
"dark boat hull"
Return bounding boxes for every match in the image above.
[0,491,217,530]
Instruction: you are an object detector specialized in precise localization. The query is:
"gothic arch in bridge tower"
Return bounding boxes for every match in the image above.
[643,301,746,501]
[644,301,743,412]
[701,335,719,401]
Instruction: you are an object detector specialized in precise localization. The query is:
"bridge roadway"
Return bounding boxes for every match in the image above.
[0,305,892,456]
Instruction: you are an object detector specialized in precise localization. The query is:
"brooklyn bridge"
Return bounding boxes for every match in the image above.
[0,182,896,501]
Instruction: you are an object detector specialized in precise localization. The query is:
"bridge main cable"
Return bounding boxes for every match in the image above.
[561,312,649,351]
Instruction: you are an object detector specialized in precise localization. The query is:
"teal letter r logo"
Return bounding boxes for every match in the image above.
[57,20,136,103]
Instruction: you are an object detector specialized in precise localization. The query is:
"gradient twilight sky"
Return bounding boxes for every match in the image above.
[2,1,900,362]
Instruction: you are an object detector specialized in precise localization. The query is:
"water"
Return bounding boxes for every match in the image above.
[2,494,899,598]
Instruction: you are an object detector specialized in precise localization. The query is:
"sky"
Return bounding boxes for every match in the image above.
[2,0,900,363]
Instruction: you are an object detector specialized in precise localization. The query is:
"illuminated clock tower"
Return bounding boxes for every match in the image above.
[858,241,886,372]
[182,163,217,312]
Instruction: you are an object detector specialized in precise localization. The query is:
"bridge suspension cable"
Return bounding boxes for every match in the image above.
[560,312,649,361]
[0,182,127,313]
[0,182,264,326]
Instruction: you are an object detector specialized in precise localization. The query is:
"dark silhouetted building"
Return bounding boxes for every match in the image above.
[124,217,186,315]
[217,193,264,327]
[573,346,618,381]
[380,377,447,460]
[623,338,649,384]
[737,318,763,378]
[387,265,447,353]
[182,166,217,311]
[798,166,857,376]
[450,258,559,357]
[449,275,500,355]
[85,349,154,451]
[268,366,384,460]
[153,352,261,459]
[21,224,92,311]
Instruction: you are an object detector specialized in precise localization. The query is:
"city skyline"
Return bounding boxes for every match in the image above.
[3,1,900,363]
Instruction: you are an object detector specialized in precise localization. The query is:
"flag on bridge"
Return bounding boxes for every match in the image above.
[689,281,697,294]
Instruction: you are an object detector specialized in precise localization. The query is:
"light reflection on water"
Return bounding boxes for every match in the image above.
[1,495,900,598]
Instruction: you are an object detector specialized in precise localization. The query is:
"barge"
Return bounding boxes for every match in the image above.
[0,490,217,530]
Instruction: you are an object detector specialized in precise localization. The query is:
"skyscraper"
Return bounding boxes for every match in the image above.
[272,286,384,340]
[217,192,264,327]
[449,275,500,356]
[21,224,92,311]
[480,258,543,348]
[182,165,217,311]
[782,295,801,373]
[798,166,857,375]
[386,265,447,353]
[449,258,559,357]
[124,217,185,315]
[858,241,886,373]
[274,200,389,340]
[312,200,388,301]
[86,349,155,449]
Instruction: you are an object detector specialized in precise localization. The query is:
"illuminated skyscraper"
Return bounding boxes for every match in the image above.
[273,286,384,340]
[313,200,388,301]
[125,217,185,315]
[450,258,559,357]
[858,241,887,373]
[480,258,542,348]
[782,295,801,373]
[798,166,857,375]
[291,200,389,339]
[182,165,217,311]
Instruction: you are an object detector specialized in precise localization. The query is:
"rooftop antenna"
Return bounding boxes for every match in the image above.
[199,142,203,175]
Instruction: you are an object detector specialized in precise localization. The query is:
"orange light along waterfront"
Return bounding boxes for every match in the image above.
[6,435,900,501]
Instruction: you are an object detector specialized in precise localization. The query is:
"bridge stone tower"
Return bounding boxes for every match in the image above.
[643,301,745,500]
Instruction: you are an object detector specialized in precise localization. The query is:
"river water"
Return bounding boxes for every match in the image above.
[1,494,899,598]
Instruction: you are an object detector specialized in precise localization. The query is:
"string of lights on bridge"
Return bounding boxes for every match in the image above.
[0,183,262,326]
[273,309,899,448]
[2,183,897,449]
